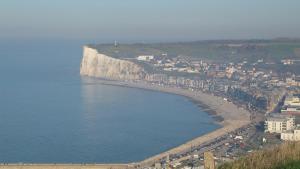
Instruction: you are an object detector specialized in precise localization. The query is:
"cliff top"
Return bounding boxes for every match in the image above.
[87,44,163,59]
[87,39,300,62]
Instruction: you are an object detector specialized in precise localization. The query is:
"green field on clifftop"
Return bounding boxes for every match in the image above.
[89,39,300,62]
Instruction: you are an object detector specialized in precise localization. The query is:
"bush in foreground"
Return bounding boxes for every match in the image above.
[218,142,300,169]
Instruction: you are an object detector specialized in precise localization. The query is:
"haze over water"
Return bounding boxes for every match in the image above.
[0,40,219,163]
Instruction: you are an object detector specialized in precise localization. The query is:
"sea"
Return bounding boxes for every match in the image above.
[0,39,220,163]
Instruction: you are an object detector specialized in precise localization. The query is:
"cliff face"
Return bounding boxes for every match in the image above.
[80,46,145,80]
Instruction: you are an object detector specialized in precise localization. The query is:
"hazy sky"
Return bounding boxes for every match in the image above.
[1,0,300,42]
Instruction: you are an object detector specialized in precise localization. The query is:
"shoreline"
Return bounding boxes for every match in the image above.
[95,80,224,124]
[86,79,251,167]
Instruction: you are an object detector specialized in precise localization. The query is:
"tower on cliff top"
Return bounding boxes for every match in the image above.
[114,40,118,48]
[114,40,119,54]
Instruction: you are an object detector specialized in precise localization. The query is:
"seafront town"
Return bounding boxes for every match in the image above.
[124,50,300,168]
[78,43,300,168]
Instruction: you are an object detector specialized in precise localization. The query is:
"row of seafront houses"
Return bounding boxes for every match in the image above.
[265,94,300,141]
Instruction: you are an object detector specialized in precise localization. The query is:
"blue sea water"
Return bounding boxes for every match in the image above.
[0,39,219,163]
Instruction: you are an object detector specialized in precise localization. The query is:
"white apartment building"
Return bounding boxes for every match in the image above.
[281,126,300,141]
[265,114,295,133]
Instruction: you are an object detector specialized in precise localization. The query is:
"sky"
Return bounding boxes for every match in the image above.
[1,0,300,42]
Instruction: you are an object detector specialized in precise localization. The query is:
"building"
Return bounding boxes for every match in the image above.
[286,78,300,86]
[265,114,295,133]
[281,126,300,141]
[281,107,300,115]
[284,95,300,106]
[137,55,154,61]
[281,59,294,65]
[281,95,300,115]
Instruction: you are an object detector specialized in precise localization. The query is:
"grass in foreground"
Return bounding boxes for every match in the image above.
[218,142,300,169]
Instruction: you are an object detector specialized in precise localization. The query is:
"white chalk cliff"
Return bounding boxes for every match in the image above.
[80,46,145,80]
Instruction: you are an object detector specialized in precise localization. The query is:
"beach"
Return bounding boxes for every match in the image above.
[93,80,251,167]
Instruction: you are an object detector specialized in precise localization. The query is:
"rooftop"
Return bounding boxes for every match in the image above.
[266,114,295,122]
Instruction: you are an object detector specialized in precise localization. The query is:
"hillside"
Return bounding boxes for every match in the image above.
[218,142,300,169]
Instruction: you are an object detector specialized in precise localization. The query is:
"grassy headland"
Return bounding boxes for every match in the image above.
[89,39,300,63]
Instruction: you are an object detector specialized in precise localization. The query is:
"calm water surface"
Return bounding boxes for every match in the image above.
[0,40,219,163]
